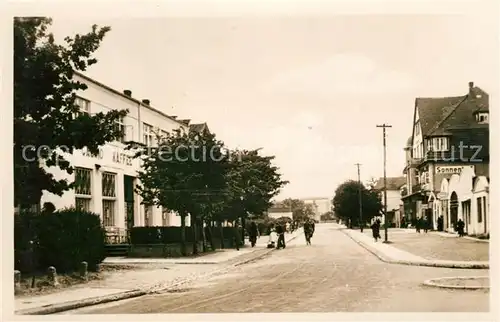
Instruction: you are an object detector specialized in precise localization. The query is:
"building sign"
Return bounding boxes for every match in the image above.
[437,192,447,199]
[436,165,474,174]
[82,147,103,159]
[112,150,133,166]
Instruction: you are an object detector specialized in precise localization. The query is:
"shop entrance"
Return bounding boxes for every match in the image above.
[450,191,458,230]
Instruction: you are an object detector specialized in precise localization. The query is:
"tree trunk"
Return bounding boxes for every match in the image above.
[218,221,224,249]
[241,217,246,245]
[180,214,187,256]
[191,214,199,255]
[201,216,207,253]
[206,219,216,251]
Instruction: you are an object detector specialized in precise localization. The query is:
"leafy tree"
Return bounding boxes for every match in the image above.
[281,198,314,223]
[320,211,335,221]
[14,17,128,208]
[134,128,229,255]
[219,149,288,243]
[332,180,383,229]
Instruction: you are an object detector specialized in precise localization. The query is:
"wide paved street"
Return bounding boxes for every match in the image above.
[65,224,489,313]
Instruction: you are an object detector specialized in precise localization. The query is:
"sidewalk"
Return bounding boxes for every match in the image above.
[342,228,489,269]
[15,229,302,315]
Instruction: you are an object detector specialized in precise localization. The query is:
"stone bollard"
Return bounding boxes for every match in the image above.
[79,261,88,281]
[14,270,21,292]
[47,266,59,286]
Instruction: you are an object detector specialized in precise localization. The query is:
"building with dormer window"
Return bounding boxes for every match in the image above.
[401,81,489,231]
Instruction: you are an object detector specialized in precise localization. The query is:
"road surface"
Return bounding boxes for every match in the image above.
[64,223,489,313]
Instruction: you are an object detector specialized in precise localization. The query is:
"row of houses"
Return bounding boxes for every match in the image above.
[36,72,209,242]
[374,81,490,236]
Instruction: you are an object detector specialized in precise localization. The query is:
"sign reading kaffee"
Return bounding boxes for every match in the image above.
[436,165,474,174]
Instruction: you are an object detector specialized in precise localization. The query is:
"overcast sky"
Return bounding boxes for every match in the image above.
[45,4,497,200]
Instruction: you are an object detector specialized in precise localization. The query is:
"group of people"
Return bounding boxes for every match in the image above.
[265,219,316,249]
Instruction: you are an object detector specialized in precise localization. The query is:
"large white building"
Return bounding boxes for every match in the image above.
[301,197,332,222]
[40,72,206,241]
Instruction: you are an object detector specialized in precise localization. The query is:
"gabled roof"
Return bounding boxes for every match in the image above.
[373,177,406,191]
[414,84,489,137]
[415,96,464,136]
[189,122,210,134]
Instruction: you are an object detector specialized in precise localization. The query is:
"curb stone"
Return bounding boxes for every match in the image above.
[341,228,489,269]
[16,230,302,315]
[422,276,490,290]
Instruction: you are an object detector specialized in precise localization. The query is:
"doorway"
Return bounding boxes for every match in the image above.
[124,175,135,242]
[450,191,458,230]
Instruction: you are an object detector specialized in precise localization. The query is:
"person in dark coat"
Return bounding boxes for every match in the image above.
[437,215,444,232]
[371,218,381,242]
[233,220,241,250]
[248,221,259,247]
[415,217,421,233]
[275,223,286,249]
[456,219,465,237]
[303,220,313,245]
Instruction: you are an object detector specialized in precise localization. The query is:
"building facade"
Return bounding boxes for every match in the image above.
[401,81,490,232]
[39,72,208,240]
[373,177,406,227]
[301,197,332,222]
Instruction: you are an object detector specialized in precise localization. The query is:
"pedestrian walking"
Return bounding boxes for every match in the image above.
[303,219,313,245]
[267,225,277,248]
[456,219,465,237]
[233,220,241,251]
[437,215,444,232]
[371,218,381,242]
[275,223,286,249]
[423,215,429,233]
[248,221,259,247]
[415,217,421,233]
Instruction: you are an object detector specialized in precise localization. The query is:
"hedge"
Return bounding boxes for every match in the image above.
[14,208,106,274]
[130,226,243,245]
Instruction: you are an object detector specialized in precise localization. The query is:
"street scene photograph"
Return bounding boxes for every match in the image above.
[7,0,495,319]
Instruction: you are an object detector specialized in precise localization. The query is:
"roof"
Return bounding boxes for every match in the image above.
[189,123,210,134]
[73,71,188,128]
[405,136,413,147]
[415,96,464,136]
[373,177,406,191]
[415,84,489,137]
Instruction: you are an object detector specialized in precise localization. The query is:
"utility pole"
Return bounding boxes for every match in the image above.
[355,163,363,232]
[376,123,392,243]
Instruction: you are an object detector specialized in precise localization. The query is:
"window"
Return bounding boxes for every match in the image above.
[75,97,90,115]
[75,167,92,212]
[102,172,117,227]
[431,137,449,152]
[144,205,153,226]
[414,122,420,136]
[477,197,483,223]
[476,112,489,124]
[102,172,116,198]
[102,200,116,227]
[482,196,487,221]
[143,123,154,146]
[115,117,126,143]
[427,139,433,151]
[162,207,169,226]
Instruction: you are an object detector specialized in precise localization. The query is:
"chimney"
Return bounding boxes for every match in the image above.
[123,90,132,97]
[142,99,150,105]
[468,81,474,96]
